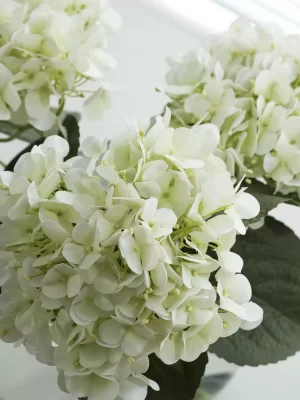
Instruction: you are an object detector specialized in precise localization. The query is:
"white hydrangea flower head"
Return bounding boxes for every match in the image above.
[0,0,121,130]
[0,110,262,399]
[165,18,300,197]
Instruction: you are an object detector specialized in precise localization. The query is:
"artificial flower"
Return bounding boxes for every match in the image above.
[165,18,300,197]
[0,110,261,399]
[0,0,121,131]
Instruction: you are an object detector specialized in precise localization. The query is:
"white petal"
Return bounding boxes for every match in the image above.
[241,302,263,330]
[189,309,213,325]
[135,181,161,199]
[135,375,159,392]
[41,220,71,244]
[43,136,69,158]
[90,48,117,69]
[166,155,204,169]
[220,312,241,337]
[39,208,59,223]
[192,276,214,290]
[105,205,129,222]
[153,208,177,229]
[141,244,159,272]
[182,265,192,289]
[82,136,106,158]
[123,329,147,357]
[72,222,94,245]
[79,343,108,369]
[84,88,111,120]
[41,293,63,310]
[167,84,194,95]
[0,171,14,187]
[55,191,76,205]
[4,176,29,195]
[65,374,91,397]
[218,251,243,274]
[94,295,114,312]
[3,83,21,111]
[132,357,149,374]
[200,314,223,344]
[42,281,68,299]
[25,90,49,119]
[234,192,260,219]
[96,213,115,241]
[63,243,85,265]
[181,335,208,362]
[142,160,168,181]
[80,252,100,270]
[101,7,122,33]
[96,165,119,184]
[0,97,10,120]
[89,376,119,400]
[72,301,100,324]
[220,297,244,318]
[73,194,96,218]
[7,194,28,220]
[27,182,40,208]
[119,231,142,274]
[151,262,168,287]
[118,377,147,400]
[38,172,61,199]
[94,272,119,294]
[226,274,252,304]
[29,112,56,131]
[159,334,182,365]
[99,319,125,347]
[141,197,158,223]
[205,215,234,237]
[67,273,83,298]
[15,306,34,335]
[264,153,279,173]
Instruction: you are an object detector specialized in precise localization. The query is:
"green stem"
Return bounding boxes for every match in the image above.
[172,224,200,241]
[55,95,66,117]
[0,124,30,142]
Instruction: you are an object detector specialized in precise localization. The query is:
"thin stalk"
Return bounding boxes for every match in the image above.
[0,125,30,143]
[55,95,66,117]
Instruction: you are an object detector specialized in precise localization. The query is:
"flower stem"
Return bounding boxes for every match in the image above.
[172,224,200,241]
[0,122,36,143]
[0,125,29,142]
[55,95,66,117]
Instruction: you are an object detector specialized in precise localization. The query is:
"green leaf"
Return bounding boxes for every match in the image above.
[146,352,208,400]
[211,216,300,366]
[63,114,80,160]
[246,180,300,224]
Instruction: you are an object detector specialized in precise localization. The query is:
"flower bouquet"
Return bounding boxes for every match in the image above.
[1,3,300,400]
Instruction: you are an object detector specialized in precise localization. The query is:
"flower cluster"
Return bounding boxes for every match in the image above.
[0,110,262,400]
[165,18,300,197]
[0,0,120,131]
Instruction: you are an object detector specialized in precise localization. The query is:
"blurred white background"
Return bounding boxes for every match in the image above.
[1,0,300,399]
